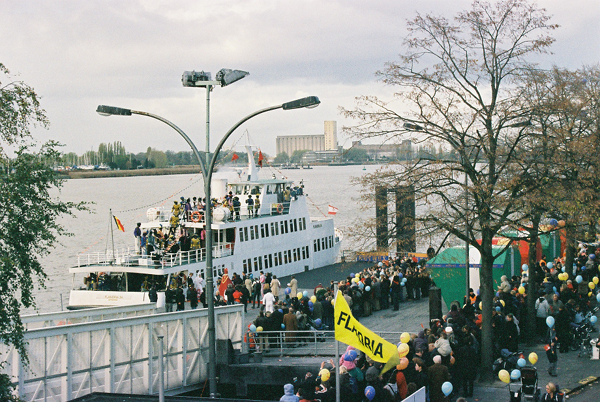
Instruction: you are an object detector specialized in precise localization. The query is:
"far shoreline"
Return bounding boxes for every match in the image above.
[58,161,372,179]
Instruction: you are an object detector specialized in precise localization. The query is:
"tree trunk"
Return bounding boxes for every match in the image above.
[565,222,576,276]
[525,214,541,345]
[478,230,495,382]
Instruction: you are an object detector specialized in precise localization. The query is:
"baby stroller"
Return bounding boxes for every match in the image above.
[509,366,540,402]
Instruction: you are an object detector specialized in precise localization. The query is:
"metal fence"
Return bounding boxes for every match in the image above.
[243,329,409,357]
[1,304,244,402]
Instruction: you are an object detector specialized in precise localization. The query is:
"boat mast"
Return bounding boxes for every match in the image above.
[109,209,116,264]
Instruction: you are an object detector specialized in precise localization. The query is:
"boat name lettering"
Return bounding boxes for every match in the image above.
[104,295,124,300]
[313,224,322,229]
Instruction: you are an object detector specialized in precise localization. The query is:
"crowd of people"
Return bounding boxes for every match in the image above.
[267,246,600,402]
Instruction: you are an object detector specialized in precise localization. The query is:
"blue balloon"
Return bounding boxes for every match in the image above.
[591,316,598,324]
[547,262,553,269]
[281,323,286,329]
[582,267,587,271]
[517,358,526,368]
[303,291,308,297]
[285,287,291,295]
[348,350,357,360]
[358,282,364,289]
[365,286,371,292]
[308,301,314,308]
[279,309,283,314]
[511,369,521,380]
[250,324,257,333]
[401,282,405,287]
[562,267,566,272]
[591,254,596,260]
[576,275,583,284]
[496,306,501,312]
[596,293,600,303]
[549,218,558,226]
[365,385,376,401]
[399,273,403,279]
[315,318,322,328]
[402,278,407,283]
[350,273,355,278]
[441,381,453,396]
[546,316,555,328]
[522,264,529,271]
[553,287,557,293]
[309,307,314,312]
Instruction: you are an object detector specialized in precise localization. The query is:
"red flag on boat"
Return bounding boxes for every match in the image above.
[328,205,339,215]
[258,150,264,167]
[114,216,125,232]
[231,153,239,162]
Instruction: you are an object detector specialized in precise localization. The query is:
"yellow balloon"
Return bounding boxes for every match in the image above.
[498,369,510,384]
[594,277,599,285]
[331,299,335,305]
[589,292,593,298]
[479,301,483,310]
[319,368,330,382]
[297,292,303,299]
[400,332,411,344]
[589,282,596,290]
[529,352,538,365]
[500,300,505,307]
[356,274,361,279]
[397,343,409,358]
[518,286,525,294]
[352,278,359,283]
[311,296,317,303]
[257,326,263,332]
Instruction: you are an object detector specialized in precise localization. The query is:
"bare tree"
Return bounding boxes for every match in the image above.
[341,0,557,379]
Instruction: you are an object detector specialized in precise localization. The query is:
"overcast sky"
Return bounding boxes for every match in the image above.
[2,0,599,156]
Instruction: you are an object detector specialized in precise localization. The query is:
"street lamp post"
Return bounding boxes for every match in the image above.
[96,94,319,399]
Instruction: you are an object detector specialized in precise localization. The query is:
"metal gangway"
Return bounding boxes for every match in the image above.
[1,304,244,401]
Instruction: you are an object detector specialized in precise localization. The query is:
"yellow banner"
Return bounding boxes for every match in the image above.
[334,290,399,367]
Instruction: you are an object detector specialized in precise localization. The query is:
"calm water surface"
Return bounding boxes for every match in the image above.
[32,165,388,313]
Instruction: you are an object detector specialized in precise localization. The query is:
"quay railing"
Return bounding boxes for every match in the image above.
[242,329,409,358]
[21,303,158,330]
[1,304,245,402]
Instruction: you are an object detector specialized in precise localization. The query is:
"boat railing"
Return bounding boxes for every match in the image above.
[76,247,139,267]
[159,242,234,267]
[77,242,235,269]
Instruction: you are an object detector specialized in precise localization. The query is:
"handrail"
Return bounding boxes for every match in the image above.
[76,242,235,269]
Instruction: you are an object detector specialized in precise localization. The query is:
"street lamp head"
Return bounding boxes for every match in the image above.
[181,70,212,87]
[216,69,249,87]
[282,96,320,110]
[403,122,424,132]
[96,105,132,116]
[182,69,249,87]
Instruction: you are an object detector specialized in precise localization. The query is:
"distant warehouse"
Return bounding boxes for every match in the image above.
[276,121,338,156]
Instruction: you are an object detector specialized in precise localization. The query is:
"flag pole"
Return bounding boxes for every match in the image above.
[334,282,340,402]
[109,209,116,264]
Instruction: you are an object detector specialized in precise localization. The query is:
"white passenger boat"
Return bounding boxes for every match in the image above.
[68,146,342,309]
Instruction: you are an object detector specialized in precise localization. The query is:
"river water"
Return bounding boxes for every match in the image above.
[33,164,399,314]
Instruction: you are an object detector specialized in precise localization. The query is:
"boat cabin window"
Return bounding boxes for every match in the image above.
[266,185,276,195]
[251,185,261,195]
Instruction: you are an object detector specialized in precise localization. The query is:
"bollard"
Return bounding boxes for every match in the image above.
[591,339,599,360]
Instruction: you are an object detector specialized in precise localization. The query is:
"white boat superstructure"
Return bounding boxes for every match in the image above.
[69,146,342,309]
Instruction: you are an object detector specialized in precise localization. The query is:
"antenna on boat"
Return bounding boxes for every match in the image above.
[245,132,260,181]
